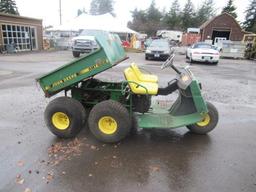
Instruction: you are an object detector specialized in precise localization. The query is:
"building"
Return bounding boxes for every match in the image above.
[0,13,43,52]
[200,13,246,44]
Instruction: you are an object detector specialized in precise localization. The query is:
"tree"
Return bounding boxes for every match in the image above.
[128,8,148,33]
[89,0,115,16]
[222,0,237,18]
[181,0,196,30]
[0,0,19,15]
[146,0,163,34]
[147,0,162,22]
[128,0,162,35]
[77,8,87,17]
[163,0,182,30]
[243,0,256,32]
[195,0,216,26]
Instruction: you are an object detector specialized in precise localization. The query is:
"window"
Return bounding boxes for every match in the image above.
[1,24,38,51]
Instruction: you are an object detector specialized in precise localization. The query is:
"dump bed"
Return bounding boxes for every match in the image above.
[37,30,127,97]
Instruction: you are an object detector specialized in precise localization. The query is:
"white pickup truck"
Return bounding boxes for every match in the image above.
[71,33,99,58]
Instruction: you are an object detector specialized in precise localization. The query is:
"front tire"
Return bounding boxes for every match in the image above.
[187,102,218,134]
[44,97,86,138]
[189,54,194,63]
[186,52,189,59]
[72,51,80,58]
[88,100,131,143]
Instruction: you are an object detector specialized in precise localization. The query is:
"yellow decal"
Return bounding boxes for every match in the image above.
[45,58,109,91]
[78,58,109,75]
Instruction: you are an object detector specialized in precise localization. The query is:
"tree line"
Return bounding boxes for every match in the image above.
[128,0,256,35]
[128,0,223,35]
[0,0,255,34]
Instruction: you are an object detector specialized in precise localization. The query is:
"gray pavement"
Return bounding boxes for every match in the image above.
[0,50,256,192]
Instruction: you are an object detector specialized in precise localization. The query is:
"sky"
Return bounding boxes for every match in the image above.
[15,0,250,27]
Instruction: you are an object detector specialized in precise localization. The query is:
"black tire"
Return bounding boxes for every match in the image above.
[185,52,189,59]
[132,94,151,113]
[130,114,139,135]
[189,55,194,63]
[72,51,80,58]
[88,100,131,143]
[145,56,149,60]
[187,102,218,134]
[212,61,218,65]
[44,97,86,138]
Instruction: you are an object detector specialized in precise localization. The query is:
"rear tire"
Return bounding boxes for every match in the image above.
[88,100,131,143]
[44,97,86,138]
[186,102,218,134]
[72,51,80,58]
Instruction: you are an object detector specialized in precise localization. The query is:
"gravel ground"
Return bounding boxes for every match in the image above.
[0,50,256,192]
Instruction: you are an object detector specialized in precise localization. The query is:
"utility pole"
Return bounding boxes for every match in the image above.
[59,0,62,25]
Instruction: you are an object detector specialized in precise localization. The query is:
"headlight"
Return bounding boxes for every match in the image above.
[146,49,152,53]
[164,50,169,54]
[181,74,190,82]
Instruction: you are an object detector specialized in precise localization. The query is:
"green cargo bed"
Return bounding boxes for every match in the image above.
[37,30,128,97]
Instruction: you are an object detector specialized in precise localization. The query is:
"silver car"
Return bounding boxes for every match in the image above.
[145,39,173,61]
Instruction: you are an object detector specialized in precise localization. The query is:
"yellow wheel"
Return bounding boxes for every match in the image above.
[187,102,218,134]
[52,112,70,130]
[45,97,86,138]
[88,100,131,143]
[196,114,211,127]
[98,116,117,135]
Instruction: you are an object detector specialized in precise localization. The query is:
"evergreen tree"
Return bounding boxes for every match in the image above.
[163,0,182,30]
[128,8,148,33]
[77,8,87,17]
[77,9,83,17]
[146,0,163,34]
[243,0,256,32]
[181,0,196,30]
[0,0,19,15]
[147,0,162,22]
[89,0,115,16]
[195,0,216,26]
[128,0,162,35]
[222,0,237,18]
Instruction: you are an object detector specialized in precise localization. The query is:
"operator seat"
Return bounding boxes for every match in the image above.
[124,64,158,95]
[130,63,158,83]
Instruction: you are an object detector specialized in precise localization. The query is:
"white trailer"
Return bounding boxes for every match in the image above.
[156,30,183,42]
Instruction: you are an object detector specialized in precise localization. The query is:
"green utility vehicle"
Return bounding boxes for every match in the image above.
[37,30,218,143]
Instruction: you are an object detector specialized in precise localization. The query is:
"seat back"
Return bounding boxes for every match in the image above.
[130,63,158,83]
[124,67,158,95]
[124,67,146,94]
[131,63,142,78]
[124,67,139,84]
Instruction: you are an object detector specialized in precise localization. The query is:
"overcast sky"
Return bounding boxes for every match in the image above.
[16,0,249,27]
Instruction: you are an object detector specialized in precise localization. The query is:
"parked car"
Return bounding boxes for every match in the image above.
[145,39,173,60]
[186,42,220,65]
[71,31,99,58]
